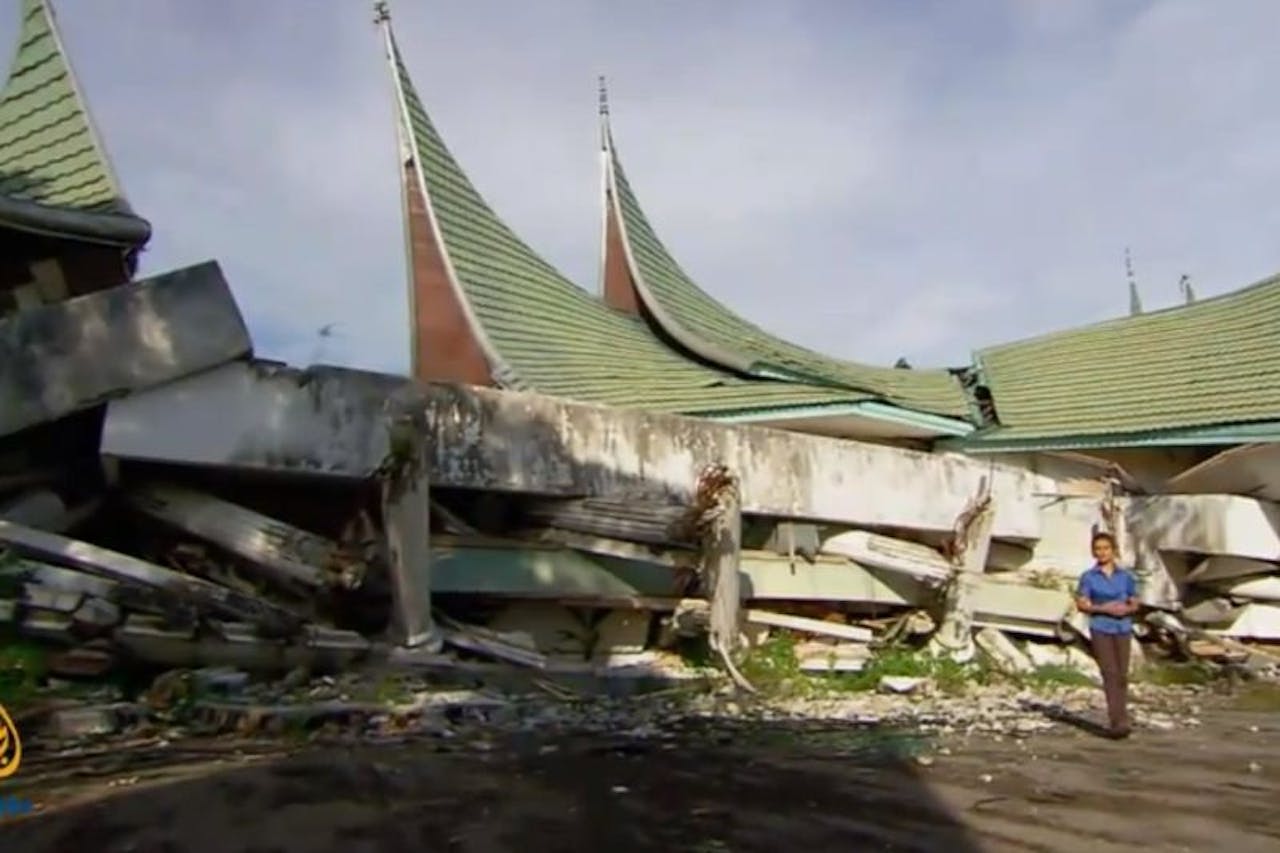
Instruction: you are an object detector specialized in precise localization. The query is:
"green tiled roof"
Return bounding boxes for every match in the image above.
[0,0,147,246]
[603,127,971,420]
[973,272,1280,439]
[385,30,868,417]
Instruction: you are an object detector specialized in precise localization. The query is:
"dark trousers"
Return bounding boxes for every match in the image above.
[1091,632,1131,731]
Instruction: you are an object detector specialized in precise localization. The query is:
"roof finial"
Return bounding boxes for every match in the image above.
[598,75,610,117]
[1125,247,1143,316]
[1179,274,1196,304]
[373,1,391,24]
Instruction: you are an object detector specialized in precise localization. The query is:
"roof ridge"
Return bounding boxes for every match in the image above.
[978,268,1280,357]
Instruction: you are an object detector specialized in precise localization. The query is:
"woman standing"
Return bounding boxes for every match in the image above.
[1075,531,1139,739]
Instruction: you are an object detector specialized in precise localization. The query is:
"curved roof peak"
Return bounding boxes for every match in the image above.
[598,102,970,420]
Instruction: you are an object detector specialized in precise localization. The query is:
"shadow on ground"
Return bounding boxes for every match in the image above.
[0,717,981,853]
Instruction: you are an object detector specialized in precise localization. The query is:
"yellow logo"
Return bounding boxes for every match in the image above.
[0,703,20,780]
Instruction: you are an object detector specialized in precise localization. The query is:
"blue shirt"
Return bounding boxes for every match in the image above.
[1077,565,1138,635]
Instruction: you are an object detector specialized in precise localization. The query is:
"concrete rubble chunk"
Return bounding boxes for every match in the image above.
[1182,597,1242,625]
[1219,603,1280,640]
[115,615,371,672]
[795,641,870,673]
[1203,574,1280,602]
[821,530,953,587]
[0,519,305,635]
[1188,556,1279,584]
[0,261,253,439]
[878,675,927,694]
[128,483,364,591]
[975,627,1034,674]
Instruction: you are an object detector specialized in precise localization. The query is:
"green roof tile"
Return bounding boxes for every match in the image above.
[603,126,971,420]
[0,0,126,213]
[974,272,1280,439]
[385,30,868,418]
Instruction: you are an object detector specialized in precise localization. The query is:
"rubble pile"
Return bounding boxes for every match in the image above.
[2,262,1279,737]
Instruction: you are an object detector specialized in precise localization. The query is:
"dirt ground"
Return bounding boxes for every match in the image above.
[0,708,1276,852]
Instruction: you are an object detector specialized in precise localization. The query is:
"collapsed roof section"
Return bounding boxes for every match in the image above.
[597,93,971,425]
[378,14,908,423]
[0,0,149,248]
[960,271,1280,451]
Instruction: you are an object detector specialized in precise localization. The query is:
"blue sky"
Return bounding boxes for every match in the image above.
[8,0,1280,372]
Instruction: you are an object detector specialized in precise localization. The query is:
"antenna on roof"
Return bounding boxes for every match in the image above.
[1179,274,1196,304]
[1125,247,1143,315]
[598,75,610,117]
[373,1,391,24]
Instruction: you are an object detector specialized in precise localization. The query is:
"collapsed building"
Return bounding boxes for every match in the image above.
[1,0,1277,689]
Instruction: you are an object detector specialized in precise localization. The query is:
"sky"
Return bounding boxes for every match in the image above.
[8,0,1280,373]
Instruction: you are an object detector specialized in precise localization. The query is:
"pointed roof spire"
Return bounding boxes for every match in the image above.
[1126,248,1143,315]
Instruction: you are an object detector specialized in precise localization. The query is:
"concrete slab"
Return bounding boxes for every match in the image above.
[0,261,251,438]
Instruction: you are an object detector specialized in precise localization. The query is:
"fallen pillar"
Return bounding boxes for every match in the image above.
[0,261,252,439]
[380,393,437,648]
[127,484,363,591]
[700,465,743,659]
[101,363,1046,538]
[930,480,995,661]
[0,520,304,635]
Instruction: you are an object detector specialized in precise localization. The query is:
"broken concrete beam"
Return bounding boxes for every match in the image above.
[1166,443,1280,503]
[115,616,371,672]
[101,361,409,479]
[1188,556,1279,584]
[974,626,1033,674]
[1219,603,1280,640]
[1127,494,1280,562]
[0,558,118,599]
[0,262,252,439]
[1182,597,1241,625]
[427,539,927,606]
[128,484,361,591]
[0,520,304,634]
[102,363,1046,538]
[1203,574,1280,602]
[821,530,952,586]
[380,393,437,648]
[970,577,1083,639]
[744,609,873,643]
